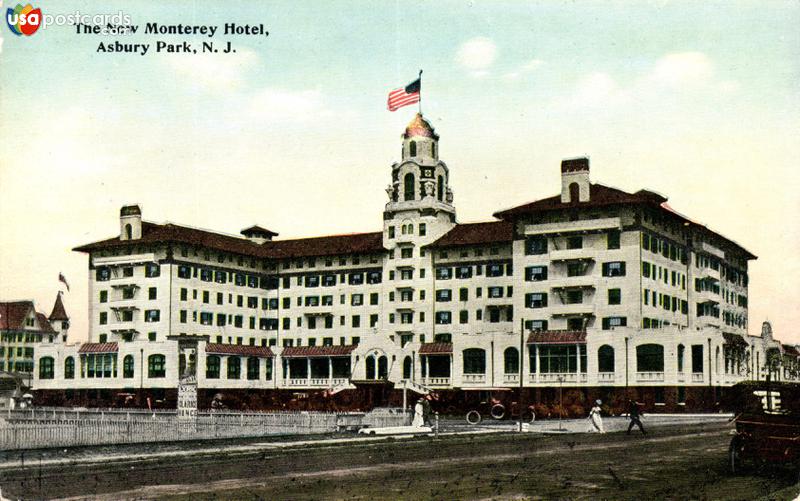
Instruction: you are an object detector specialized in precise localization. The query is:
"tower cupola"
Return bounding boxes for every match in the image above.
[120,204,142,240]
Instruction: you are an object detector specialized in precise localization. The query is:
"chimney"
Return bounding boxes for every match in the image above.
[120,205,142,241]
[560,157,591,204]
[241,225,279,245]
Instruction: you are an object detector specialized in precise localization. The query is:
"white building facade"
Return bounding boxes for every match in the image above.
[31,114,798,412]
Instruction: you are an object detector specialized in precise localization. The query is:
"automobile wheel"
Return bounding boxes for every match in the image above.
[522,410,536,423]
[490,404,506,420]
[729,437,744,474]
[466,410,482,425]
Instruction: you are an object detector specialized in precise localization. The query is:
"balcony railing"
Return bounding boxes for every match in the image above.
[636,372,665,382]
[691,373,704,383]
[286,377,349,388]
[421,377,451,387]
[548,303,595,317]
[529,373,588,384]
[549,275,596,290]
[549,248,596,262]
[503,373,520,384]
[597,372,615,383]
[462,374,486,384]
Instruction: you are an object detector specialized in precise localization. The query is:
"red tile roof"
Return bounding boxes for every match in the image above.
[35,313,56,334]
[281,345,357,357]
[723,332,749,348]
[78,342,119,353]
[419,342,453,354]
[494,184,666,219]
[493,183,756,260]
[74,222,385,260]
[527,331,587,344]
[266,232,384,259]
[205,343,274,357]
[782,345,800,357]
[428,221,514,249]
[49,293,69,321]
[0,301,33,330]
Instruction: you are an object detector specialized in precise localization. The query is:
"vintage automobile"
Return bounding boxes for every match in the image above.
[724,381,800,474]
[462,389,536,425]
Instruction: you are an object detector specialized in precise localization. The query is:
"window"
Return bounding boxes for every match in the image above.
[602,262,626,277]
[636,344,664,372]
[348,272,364,285]
[206,355,221,379]
[566,236,583,249]
[96,267,111,281]
[367,271,382,284]
[352,315,361,328]
[436,267,452,280]
[435,311,452,324]
[691,345,704,373]
[227,357,241,379]
[145,310,160,322]
[459,310,469,324]
[351,294,363,306]
[525,266,547,282]
[148,331,157,341]
[148,354,166,378]
[504,347,519,374]
[539,345,580,373]
[64,356,75,379]
[122,267,133,278]
[598,345,615,372]
[526,319,548,331]
[99,290,108,303]
[39,357,54,379]
[419,223,426,236]
[436,289,452,302]
[488,286,504,298]
[608,289,621,305]
[566,262,583,277]
[601,316,627,330]
[456,266,472,279]
[462,348,486,374]
[404,172,415,201]
[401,247,413,259]
[437,175,444,201]
[565,290,583,304]
[400,269,413,280]
[370,293,379,305]
[247,357,260,380]
[122,355,134,378]
[145,263,161,277]
[525,293,548,308]
[642,261,651,278]
[99,312,108,325]
[677,344,685,372]
[607,230,620,250]
[525,237,547,255]
[486,263,504,277]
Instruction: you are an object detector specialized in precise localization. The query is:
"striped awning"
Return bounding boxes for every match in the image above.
[205,343,274,357]
[78,342,119,354]
[419,342,453,354]
[527,331,587,345]
[281,345,357,358]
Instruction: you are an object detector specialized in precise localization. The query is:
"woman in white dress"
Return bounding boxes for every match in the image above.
[412,398,425,428]
[589,399,605,433]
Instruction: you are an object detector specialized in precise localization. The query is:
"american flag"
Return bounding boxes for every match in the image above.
[387,74,421,112]
[59,272,70,292]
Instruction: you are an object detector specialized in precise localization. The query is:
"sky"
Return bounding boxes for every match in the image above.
[0,1,798,343]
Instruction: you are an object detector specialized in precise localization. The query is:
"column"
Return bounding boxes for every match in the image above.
[306,358,311,384]
[328,357,333,384]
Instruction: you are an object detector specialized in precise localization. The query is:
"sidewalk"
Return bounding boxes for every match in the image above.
[528,413,733,433]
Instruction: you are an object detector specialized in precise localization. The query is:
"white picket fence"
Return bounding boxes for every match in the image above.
[0,407,411,451]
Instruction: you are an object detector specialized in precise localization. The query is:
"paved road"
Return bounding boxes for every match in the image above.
[0,420,797,500]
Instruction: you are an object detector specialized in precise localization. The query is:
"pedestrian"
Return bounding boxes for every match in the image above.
[626,399,646,435]
[412,398,425,428]
[589,399,605,433]
[422,394,433,426]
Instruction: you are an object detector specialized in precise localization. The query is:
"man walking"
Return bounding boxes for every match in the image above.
[627,399,646,435]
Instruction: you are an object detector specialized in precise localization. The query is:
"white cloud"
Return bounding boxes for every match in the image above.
[503,59,544,80]
[569,72,628,108]
[163,48,258,91]
[646,52,713,87]
[247,88,326,122]
[455,37,497,76]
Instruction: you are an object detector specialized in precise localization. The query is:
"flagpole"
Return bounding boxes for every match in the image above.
[418,69,423,114]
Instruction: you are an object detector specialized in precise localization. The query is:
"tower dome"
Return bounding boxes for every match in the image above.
[403,113,439,140]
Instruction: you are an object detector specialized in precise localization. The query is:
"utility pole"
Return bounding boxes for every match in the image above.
[519,318,524,433]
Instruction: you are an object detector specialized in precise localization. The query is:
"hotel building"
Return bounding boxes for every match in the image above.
[31,114,798,411]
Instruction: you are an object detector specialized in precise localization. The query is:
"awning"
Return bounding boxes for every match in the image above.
[281,345,357,358]
[527,331,586,345]
[722,333,748,348]
[782,345,800,357]
[419,342,453,355]
[205,343,274,358]
[79,342,119,354]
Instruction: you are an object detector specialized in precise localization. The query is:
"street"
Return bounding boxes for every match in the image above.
[0,420,797,500]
